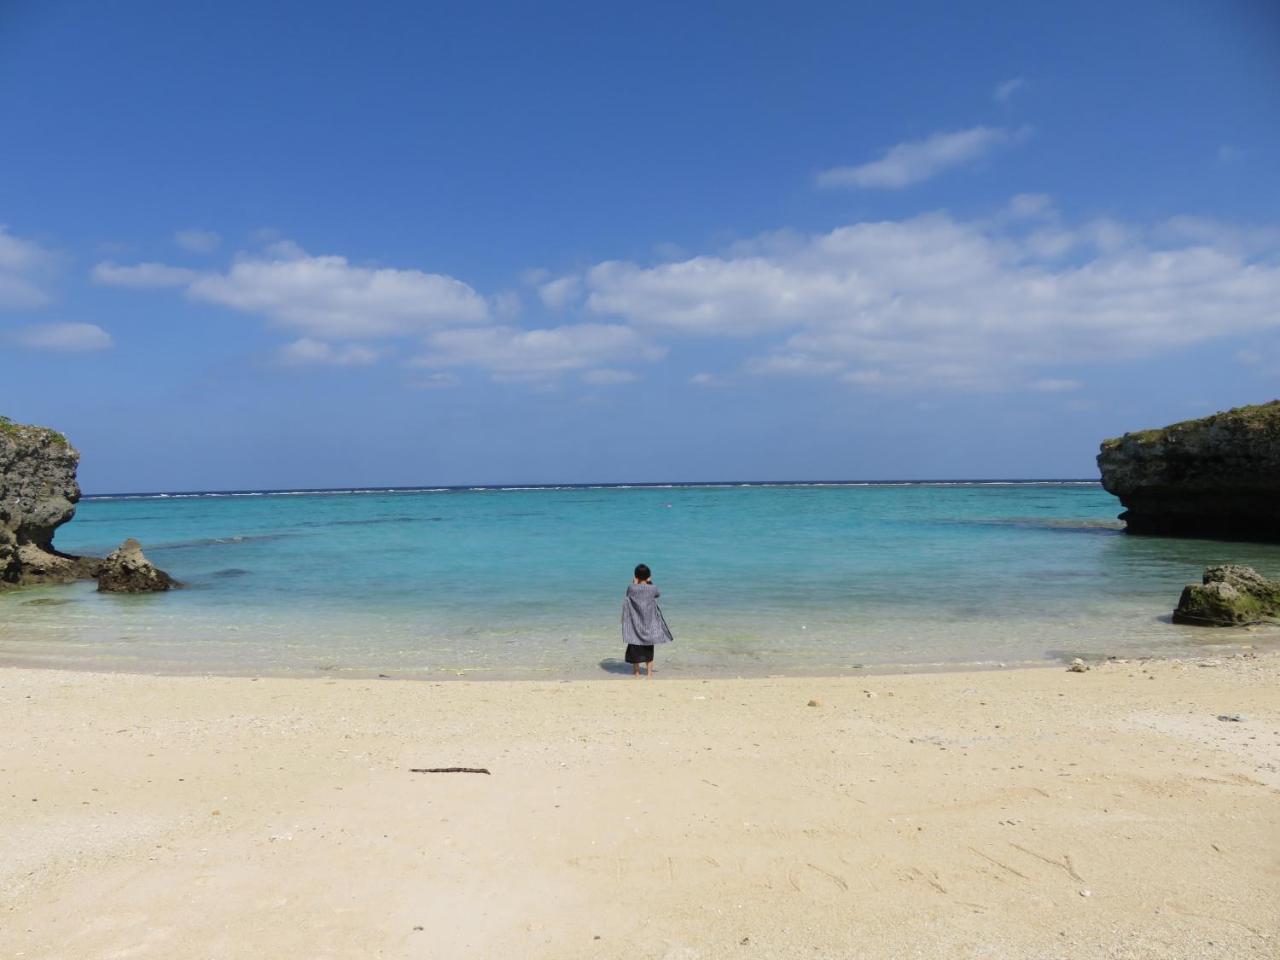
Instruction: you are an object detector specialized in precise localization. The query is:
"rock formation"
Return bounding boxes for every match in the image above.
[1172,565,1280,626]
[1097,400,1280,541]
[97,538,178,593]
[0,416,100,586]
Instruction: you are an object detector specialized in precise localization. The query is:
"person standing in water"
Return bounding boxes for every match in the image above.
[622,563,673,678]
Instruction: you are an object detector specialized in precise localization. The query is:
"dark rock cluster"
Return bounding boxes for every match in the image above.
[0,416,100,586]
[1097,400,1280,542]
[96,538,178,593]
[2,415,175,592]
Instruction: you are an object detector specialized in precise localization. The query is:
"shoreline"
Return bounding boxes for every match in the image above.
[1,636,1275,684]
[6,653,1278,958]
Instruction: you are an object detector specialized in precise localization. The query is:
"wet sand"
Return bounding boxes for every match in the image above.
[3,654,1278,958]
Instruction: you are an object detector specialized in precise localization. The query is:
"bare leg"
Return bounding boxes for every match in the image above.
[632,661,640,677]
[646,660,653,679]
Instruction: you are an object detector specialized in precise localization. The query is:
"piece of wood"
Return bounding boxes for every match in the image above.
[410,767,491,775]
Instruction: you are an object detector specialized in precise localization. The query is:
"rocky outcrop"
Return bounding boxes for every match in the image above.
[0,416,100,586]
[97,538,178,593]
[1172,565,1280,626]
[1097,401,1280,541]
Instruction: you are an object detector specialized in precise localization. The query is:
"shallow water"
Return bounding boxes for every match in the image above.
[3,482,1278,678]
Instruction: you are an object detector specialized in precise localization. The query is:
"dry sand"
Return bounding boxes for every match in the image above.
[3,654,1278,959]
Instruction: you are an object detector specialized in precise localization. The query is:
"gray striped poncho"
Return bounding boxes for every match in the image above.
[621,582,674,646]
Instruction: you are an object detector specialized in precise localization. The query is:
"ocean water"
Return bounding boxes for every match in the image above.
[2,482,1278,679]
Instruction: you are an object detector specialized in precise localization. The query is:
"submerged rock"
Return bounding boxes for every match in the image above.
[1172,565,1280,627]
[0,416,101,586]
[1097,400,1280,541]
[96,538,179,593]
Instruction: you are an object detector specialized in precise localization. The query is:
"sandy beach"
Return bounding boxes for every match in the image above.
[4,655,1278,959]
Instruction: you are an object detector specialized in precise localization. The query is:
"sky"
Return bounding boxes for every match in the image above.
[2,0,1279,492]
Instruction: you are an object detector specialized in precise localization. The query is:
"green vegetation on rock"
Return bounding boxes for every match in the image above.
[1172,565,1280,626]
[1100,400,1280,450]
[0,415,70,448]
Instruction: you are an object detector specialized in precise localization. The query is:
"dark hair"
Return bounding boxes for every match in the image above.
[634,563,651,581]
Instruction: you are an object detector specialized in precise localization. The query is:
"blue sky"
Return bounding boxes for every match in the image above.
[2,0,1279,492]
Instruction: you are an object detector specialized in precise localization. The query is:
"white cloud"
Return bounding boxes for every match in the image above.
[491,290,523,319]
[13,322,112,351]
[816,126,1028,190]
[93,261,201,288]
[581,368,638,385]
[1007,193,1055,220]
[95,242,490,339]
[174,228,222,253]
[411,323,663,382]
[539,275,582,310]
[187,245,489,338]
[575,209,1280,390]
[278,337,380,366]
[585,255,850,336]
[994,77,1025,102]
[0,226,57,308]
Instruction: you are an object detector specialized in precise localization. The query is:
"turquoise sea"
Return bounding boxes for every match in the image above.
[3,482,1278,678]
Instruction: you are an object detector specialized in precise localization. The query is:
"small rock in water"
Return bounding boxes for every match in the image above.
[97,538,179,593]
[1067,658,1089,673]
[1216,714,1246,723]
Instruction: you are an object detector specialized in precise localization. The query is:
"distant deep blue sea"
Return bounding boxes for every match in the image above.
[3,482,1278,678]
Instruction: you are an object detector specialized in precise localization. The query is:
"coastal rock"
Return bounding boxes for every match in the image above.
[0,416,100,586]
[1067,658,1089,673]
[1172,565,1280,627]
[1097,400,1280,541]
[97,538,178,593]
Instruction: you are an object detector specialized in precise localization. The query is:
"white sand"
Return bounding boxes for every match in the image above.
[3,654,1278,959]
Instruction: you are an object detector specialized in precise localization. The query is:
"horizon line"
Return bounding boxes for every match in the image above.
[82,478,1104,499]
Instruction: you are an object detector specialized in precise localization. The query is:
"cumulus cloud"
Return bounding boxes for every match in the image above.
[13,322,112,351]
[539,275,582,310]
[188,246,489,338]
[1007,193,1055,220]
[571,208,1280,390]
[816,126,1028,189]
[93,261,201,288]
[0,226,57,308]
[278,337,380,366]
[994,77,1025,102]
[94,241,490,339]
[411,323,663,383]
[174,228,222,253]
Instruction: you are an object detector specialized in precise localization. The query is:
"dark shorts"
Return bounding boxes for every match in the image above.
[625,643,654,664]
